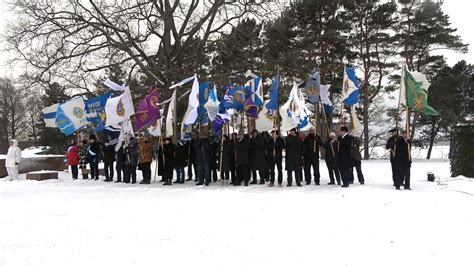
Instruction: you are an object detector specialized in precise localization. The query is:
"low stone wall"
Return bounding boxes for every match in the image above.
[0,156,67,178]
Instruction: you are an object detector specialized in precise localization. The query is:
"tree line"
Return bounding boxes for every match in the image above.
[0,0,472,158]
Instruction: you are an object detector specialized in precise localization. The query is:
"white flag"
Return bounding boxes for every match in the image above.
[105,87,135,127]
[204,85,220,121]
[181,75,199,128]
[350,106,363,135]
[166,90,176,137]
[104,79,126,91]
[320,84,332,107]
[279,83,300,132]
[42,103,59,128]
[256,100,274,132]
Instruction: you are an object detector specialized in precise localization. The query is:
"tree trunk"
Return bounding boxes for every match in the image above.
[363,82,370,160]
[426,119,440,160]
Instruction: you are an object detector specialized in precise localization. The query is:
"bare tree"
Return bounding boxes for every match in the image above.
[0,78,29,144]
[5,0,272,95]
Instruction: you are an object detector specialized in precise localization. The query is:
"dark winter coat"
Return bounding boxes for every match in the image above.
[174,142,188,168]
[163,142,176,169]
[101,142,116,164]
[394,138,412,165]
[336,134,353,169]
[268,136,285,162]
[210,140,219,170]
[88,141,101,164]
[195,138,213,166]
[221,139,234,172]
[125,138,138,166]
[323,140,338,162]
[285,135,302,171]
[302,133,323,161]
[386,135,398,162]
[249,134,267,170]
[235,137,250,166]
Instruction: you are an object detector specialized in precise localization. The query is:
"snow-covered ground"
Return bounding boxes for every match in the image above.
[1,160,473,266]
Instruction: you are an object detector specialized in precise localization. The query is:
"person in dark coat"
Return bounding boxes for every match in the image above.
[138,134,153,184]
[323,132,341,185]
[234,133,251,186]
[285,128,303,187]
[174,141,188,184]
[195,134,213,186]
[124,136,138,184]
[394,130,412,190]
[302,127,323,185]
[210,137,219,182]
[220,135,234,182]
[386,128,399,186]
[88,134,101,181]
[249,129,268,184]
[350,136,365,185]
[230,133,238,183]
[162,137,175,186]
[186,134,199,182]
[337,127,353,187]
[262,131,272,182]
[101,135,116,182]
[268,130,285,187]
[115,144,126,183]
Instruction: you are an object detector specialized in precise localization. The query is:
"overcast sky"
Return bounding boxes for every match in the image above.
[0,0,473,78]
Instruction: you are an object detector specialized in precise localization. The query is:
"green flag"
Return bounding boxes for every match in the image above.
[403,67,439,116]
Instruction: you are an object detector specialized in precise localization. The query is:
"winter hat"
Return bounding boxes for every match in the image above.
[89,134,97,140]
[340,126,349,133]
[329,132,336,138]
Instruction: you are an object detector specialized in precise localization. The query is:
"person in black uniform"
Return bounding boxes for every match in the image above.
[337,126,353,187]
[210,137,219,182]
[162,137,175,186]
[323,132,341,185]
[195,134,213,186]
[101,135,116,182]
[268,130,285,187]
[249,129,267,184]
[234,133,251,186]
[174,141,188,184]
[302,127,323,185]
[124,136,138,184]
[88,134,101,181]
[262,131,272,183]
[386,128,399,186]
[230,133,238,183]
[220,135,234,182]
[394,130,412,190]
[186,133,198,182]
[285,128,303,187]
[115,143,126,183]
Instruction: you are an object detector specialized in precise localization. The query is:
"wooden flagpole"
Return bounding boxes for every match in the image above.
[219,124,226,185]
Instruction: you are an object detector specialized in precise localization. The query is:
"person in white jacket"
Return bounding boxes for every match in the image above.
[5,139,22,181]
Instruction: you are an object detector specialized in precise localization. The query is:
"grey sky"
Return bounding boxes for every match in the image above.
[0,0,472,78]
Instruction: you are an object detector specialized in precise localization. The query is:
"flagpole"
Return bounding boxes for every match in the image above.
[219,124,226,185]
[320,102,335,157]
[406,107,412,161]
[173,89,178,144]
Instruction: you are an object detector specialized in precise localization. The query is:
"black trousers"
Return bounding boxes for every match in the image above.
[395,162,411,189]
[390,161,396,185]
[339,167,351,186]
[230,168,236,183]
[222,171,230,180]
[270,159,283,184]
[140,162,151,182]
[236,165,250,185]
[125,164,137,183]
[325,160,341,184]
[90,162,99,180]
[350,159,365,184]
[188,161,198,180]
[104,161,114,180]
[70,165,78,179]
[116,158,126,182]
[304,157,320,184]
[197,162,211,184]
[287,169,302,186]
[251,170,266,183]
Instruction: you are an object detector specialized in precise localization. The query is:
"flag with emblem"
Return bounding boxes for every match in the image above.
[400,66,439,116]
[135,88,160,131]
[85,92,112,132]
[304,70,321,104]
[105,86,135,127]
[55,96,89,136]
[341,66,360,106]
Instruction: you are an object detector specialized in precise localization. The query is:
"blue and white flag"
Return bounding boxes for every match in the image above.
[103,126,121,147]
[85,92,112,132]
[180,75,199,143]
[265,75,280,113]
[342,67,360,106]
[42,103,59,128]
[55,97,89,136]
[279,83,300,132]
[245,77,264,107]
[224,86,246,111]
[197,82,210,125]
[205,85,220,121]
[320,84,333,114]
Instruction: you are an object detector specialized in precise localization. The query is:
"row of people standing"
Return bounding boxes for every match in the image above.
[66,126,366,188]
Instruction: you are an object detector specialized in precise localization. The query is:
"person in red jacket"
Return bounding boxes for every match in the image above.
[66,139,80,180]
